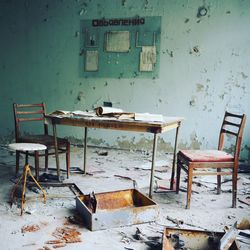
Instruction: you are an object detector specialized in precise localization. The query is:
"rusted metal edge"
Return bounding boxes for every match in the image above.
[27,182,83,197]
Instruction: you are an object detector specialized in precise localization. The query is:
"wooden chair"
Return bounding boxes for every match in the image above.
[176,111,246,209]
[13,103,71,179]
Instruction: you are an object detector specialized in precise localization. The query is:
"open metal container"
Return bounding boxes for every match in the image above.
[162,227,239,250]
[76,189,159,231]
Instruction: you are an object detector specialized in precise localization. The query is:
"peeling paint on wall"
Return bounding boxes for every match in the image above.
[0,0,249,160]
[189,96,197,107]
[115,136,173,152]
[75,91,85,103]
[179,131,202,150]
[190,46,200,55]
[196,83,205,92]
[88,137,107,146]
[241,72,248,79]
[189,131,202,149]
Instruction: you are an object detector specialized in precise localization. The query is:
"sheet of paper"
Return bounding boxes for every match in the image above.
[72,110,96,117]
[85,50,98,71]
[139,46,156,72]
[105,31,130,52]
[135,113,163,122]
[49,110,71,115]
[95,106,124,116]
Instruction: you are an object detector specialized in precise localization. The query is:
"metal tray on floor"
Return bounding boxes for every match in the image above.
[162,227,239,250]
[76,189,159,231]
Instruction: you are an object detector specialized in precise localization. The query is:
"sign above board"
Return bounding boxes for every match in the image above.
[92,17,145,27]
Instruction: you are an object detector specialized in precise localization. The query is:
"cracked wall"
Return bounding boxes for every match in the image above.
[0,0,249,160]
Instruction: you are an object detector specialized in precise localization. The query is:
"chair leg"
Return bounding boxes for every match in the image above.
[16,151,20,175]
[217,168,221,194]
[21,164,28,215]
[176,160,181,194]
[45,149,48,172]
[34,151,39,181]
[28,167,47,204]
[186,166,193,209]
[232,165,238,208]
[66,143,70,179]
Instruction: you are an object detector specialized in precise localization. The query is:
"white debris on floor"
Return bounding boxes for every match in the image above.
[0,145,249,250]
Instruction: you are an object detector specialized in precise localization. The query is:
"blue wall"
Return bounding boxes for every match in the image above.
[0,0,249,160]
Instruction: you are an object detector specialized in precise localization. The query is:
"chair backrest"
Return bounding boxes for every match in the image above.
[13,103,48,141]
[218,111,246,160]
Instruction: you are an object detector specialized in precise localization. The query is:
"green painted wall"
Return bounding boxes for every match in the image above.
[0,0,249,160]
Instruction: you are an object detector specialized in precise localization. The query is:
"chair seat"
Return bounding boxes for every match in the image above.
[179,150,234,162]
[18,134,68,147]
[9,143,47,152]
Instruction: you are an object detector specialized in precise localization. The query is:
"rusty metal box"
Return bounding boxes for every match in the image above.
[162,227,239,250]
[76,189,159,231]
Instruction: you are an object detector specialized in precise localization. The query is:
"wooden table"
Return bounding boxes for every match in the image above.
[45,114,182,198]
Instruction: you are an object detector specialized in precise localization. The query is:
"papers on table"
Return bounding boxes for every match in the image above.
[49,110,96,118]
[134,113,163,122]
[72,110,96,117]
[50,110,71,115]
[95,107,124,116]
[49,107,165,123]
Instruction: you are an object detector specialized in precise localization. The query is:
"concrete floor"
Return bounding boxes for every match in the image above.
[0,145,250,250]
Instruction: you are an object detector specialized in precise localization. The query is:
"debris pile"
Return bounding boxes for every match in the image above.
[52,226,81,243]
[21,224,40,233]
[132,227,162,249]
[45,227,81,248]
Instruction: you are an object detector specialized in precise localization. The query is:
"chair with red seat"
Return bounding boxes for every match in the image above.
[176,111,246,209]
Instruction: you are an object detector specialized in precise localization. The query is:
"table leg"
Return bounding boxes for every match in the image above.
[149,133,158,198]
[83,127,88,174]
[170,124,180,190]
[52,124,60,180]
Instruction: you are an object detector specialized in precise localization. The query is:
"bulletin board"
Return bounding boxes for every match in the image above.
[80,16,161,79]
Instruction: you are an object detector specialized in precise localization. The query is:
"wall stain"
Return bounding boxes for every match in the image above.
[88,137,106,146]
[197,6,208,18]
[241,72,248,79]
[116,137,173,152]
[75,91,84,102]
[193,46,199,53]
[166,49,174,57]
[231,49,239,56]
[189,46,200,55]
[122,0,127,7]
[196,83,205,92]
[189,96,197,106]
[219,93,225,100]
[189,131,202,149]
[179,132,201,150]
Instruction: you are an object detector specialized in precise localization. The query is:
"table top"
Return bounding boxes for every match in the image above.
[45,113,183,134]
